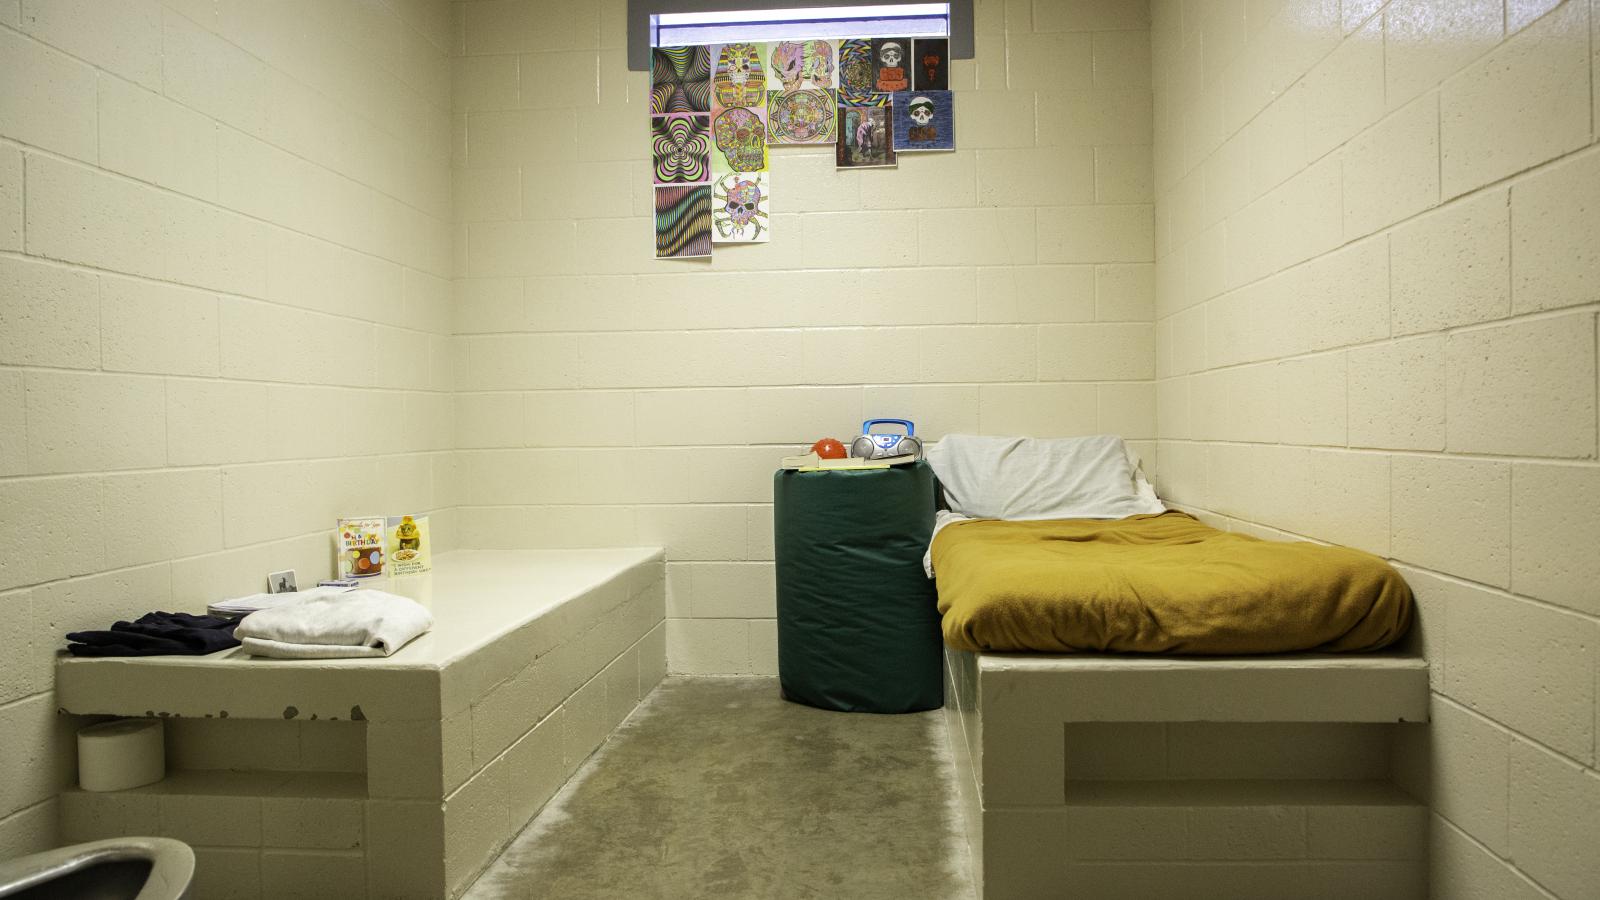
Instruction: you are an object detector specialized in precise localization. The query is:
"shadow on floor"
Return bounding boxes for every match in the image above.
[463,676,976,900]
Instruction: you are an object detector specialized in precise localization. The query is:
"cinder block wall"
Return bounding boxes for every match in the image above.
[449,0,1158,676]
[0,0,456,857]
[1149,1,1600,897]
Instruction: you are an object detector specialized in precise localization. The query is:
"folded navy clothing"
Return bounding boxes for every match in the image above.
[67,611,241,657]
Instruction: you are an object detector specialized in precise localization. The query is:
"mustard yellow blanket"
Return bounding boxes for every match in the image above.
[933,512,1413,654]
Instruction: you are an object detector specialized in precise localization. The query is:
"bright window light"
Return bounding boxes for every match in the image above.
[651,3,950,46]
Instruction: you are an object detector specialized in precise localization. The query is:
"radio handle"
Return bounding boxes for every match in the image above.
[861,418,915,436]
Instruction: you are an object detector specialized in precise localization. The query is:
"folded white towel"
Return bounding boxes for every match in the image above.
[235,590,433,659]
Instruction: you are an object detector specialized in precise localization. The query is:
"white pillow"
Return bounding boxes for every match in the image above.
[925,434,1166,521]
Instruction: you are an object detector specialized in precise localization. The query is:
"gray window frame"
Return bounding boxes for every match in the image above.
[627,0,974,71]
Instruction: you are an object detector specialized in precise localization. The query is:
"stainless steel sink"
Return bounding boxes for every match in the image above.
[0,837,193,900]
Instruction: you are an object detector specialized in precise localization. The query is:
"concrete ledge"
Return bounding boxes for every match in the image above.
[980,652,1431,724]
[55,549,668,900]
[949,647,1433,899]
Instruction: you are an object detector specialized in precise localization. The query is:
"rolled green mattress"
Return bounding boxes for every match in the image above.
[773,462,943,713]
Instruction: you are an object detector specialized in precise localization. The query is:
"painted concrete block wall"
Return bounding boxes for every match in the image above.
[449,0,1158,676]
[0,0,455,857]
[1149,1,1600,897]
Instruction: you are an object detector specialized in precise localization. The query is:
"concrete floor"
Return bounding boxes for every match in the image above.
[463,676,976,900]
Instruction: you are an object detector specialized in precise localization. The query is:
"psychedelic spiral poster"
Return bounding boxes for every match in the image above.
[651,47,713,258]
[655,184,712,259]
[652,114,711,184]
[651,46,710,114]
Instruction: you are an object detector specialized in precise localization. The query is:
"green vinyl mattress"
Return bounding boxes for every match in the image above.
[773,462,943,713]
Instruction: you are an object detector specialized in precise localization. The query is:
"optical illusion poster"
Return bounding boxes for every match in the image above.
[650,38,953,259]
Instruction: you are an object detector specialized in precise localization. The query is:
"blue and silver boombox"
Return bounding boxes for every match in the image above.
[850,419,924,460]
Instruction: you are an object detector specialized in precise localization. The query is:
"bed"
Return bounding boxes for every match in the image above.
[923,434,1414,655]
[932,510,1413,654]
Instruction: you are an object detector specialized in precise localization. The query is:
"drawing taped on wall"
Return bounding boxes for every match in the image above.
[892,90,955,151]
[767,39,838,91]
[652,114,712,184]
[711,172,770,243]
[872,38,912,92]
[711,42,766,108]
[837,106,895,169]
[655,184,713,259]
[651,46,711,114]
[712,106,768,173]
[914,38,948,90]
[767,88,838,144]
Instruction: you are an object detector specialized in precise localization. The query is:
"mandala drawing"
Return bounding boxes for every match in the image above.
[713,42,765,108]
[651,46,710,114]
[838,39,888,107]
[766,89,837,144]
[655,185,712,258]
[713,107,767,172]
[652,114,711,184]
[711,172,770,243]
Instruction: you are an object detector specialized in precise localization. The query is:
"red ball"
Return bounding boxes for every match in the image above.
[811,438,847,459]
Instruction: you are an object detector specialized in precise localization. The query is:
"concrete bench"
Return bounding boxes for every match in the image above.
[943,649,1431,900]
[55,548,666,900]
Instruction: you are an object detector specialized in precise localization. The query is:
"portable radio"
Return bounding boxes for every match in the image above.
[850,419,923,460]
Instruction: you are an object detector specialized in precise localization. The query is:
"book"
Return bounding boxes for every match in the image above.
[386,514,431,577]
[779,452,919,471]
[337,517,387,578]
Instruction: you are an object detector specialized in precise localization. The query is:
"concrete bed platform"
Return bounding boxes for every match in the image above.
[944,649,1432,900]
[56,548,667,900]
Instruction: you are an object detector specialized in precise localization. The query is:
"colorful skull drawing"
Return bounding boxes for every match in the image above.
[770,40,834,91]
[713,107,766,171]
[908,96,935,126]
[714,43,764,107]
[723,178,761,226]
[713,174,767,240]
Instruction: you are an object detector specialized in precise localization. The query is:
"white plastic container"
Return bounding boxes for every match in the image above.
[77,719,165,792]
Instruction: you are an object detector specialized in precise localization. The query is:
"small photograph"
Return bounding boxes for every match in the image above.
[652,113,711,184]
[836,106,896,169]
[655,185,713,259]
[872,38,912,92]
[766,88,838,145]
[892,90,955,151]
[838,38,888,107]
[914,38,949,90]
[710,171,771,243]
[710,42,766,109]
[651,46,710,114]
[767,39,838,91]
[711,105,768,173]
